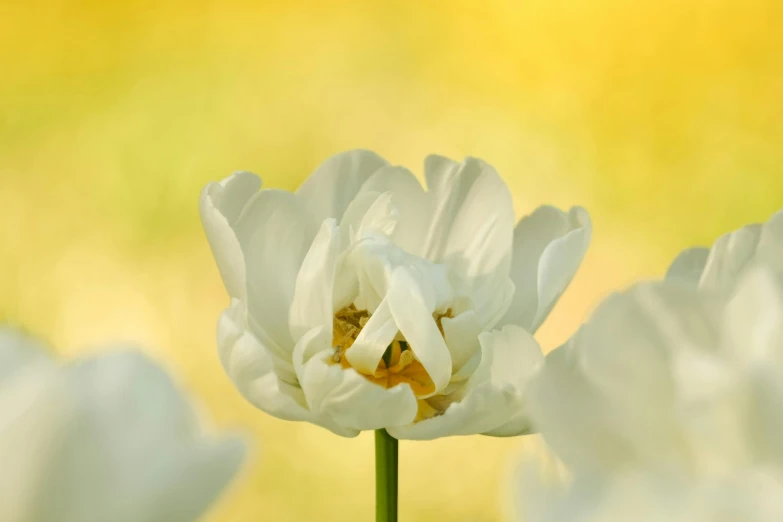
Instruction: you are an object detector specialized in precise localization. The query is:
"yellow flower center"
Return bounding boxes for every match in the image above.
[331,304,453,422]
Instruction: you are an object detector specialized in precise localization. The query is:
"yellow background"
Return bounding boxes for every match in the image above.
[2,1,782,520]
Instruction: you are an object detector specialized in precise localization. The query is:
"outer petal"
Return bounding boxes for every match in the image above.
[294,327,417,433]
[233,189,317,362]
[528,340,637,473]
[501,206,592,333]
[32,351,246,522]
[422,156,516,314]
[218,300,312,421]
[388,325,542,440]
[358,165,429,255]
[295,150,389,225]
[199,171,261,300]
[665,247,710,287]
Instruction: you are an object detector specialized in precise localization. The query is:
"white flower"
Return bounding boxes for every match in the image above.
[521,265,783,520]
[667,207,783,292]
[0,328,246,522]
[520,466,783,522]
[200,150,592,438]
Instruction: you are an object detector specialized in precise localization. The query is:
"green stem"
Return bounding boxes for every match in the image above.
[375,429,398,522]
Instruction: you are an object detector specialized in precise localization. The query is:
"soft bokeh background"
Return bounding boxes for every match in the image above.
[2,0,782,520]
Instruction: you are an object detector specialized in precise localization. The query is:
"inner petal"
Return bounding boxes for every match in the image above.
[331,304,454,403]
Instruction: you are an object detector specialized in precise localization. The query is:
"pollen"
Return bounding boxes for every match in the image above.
[331,304,454,421]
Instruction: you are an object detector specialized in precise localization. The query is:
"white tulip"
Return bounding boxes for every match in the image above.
[521,265,783,520]
[201,150,592,438]
[0,328,245,522]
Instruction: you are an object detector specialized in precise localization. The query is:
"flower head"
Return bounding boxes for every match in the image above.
[522,211,783,520]
[201,150,592,438]
[0,328,245,522]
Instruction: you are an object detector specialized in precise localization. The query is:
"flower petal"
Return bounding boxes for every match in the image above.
[339,190,398,246]
[387,268,452,395]
[218,301,312,421]
[345,299,398,376]
[35,351,245,522]
[440,310,482,374]
[0,328,55,384]
[294,327,417,432]
[666,247,710,287]
[289,219,341,342]
[358,165,429,255]
[501,205,592,332]
[699,223,762,293]
[233,188,317,358]
[388,325,542,439]
[199,171,261,300]
[296,150,389,224]
[422,155,515,290]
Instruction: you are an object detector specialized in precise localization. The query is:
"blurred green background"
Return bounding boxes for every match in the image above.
[2,0,782,520]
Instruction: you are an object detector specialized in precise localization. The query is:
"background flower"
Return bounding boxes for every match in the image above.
[0,328,246,522]
[520,255,783,519]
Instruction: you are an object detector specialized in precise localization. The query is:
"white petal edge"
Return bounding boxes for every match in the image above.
[199,171,261,300]
[295,150,389,225]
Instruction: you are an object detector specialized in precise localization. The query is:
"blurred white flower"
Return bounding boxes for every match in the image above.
[200,150,592,438]
[520,465,783,522]
[520,263,783,520]
[0,328,245,522]
[667,207,783,292]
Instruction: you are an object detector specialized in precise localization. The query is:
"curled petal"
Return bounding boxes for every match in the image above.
[501,205,592,332]
[387,269,453,395]
[294,327,417,433]
[199,171,261,300]
[218,301,312,422]
[388,325,542,440]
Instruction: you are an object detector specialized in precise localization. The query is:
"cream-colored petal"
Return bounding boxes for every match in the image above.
[723,266,783,369]
[345,299,398,375]
[389,325,542,440]
[387,268,452,395]
[233,188,317,358]
[699,223,762,293]
[218,301,312,422]
[294,327,417,432]
[0,328,55,383]
[666,247,710,287]
[296,150,389,224]
[441,310,482,373]
[422,156,515,297]
[528,341,636,473]
[501,205,592,332]
[358,165,430,255]
[339,190,398,246]
[199,171,261,300]
[289,219,341,342]
[34,351,246,522]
